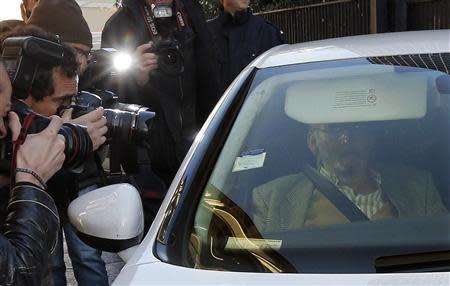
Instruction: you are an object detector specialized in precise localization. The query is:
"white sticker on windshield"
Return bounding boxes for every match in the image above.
[232,148,266,172]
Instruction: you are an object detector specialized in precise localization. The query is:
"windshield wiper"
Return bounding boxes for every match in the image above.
[375,250,450,273]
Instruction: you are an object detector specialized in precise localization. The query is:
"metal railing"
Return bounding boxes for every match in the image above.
[256,0,450,45]
[407,0,450,30]
[257,0,371,44]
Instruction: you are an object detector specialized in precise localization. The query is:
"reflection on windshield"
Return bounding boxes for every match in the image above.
[187,60,450,273]
[189,184,296,273]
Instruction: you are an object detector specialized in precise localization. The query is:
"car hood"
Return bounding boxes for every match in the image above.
[114,260,450,285]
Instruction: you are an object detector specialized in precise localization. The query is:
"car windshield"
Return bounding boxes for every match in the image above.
[187,57,450,273]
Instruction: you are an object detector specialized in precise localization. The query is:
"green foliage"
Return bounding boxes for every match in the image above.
[199,0,220,19]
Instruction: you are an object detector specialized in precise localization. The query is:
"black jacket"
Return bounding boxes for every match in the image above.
[208,9,285,93]
[102,0,220,180]
[0,183,59,285]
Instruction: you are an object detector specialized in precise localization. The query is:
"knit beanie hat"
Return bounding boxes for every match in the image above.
[27,0,92,48]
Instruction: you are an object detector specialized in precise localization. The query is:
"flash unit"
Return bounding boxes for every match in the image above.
[113,52,133,72]
[152,4,173,18]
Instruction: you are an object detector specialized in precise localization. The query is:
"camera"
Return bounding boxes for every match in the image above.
[0,36,93,173]
[79,48,130,91]
[1,36,63,99]
[72,90,155,143]
[0,99,93,173]
[148,38,184,76]
[79,43,183,93]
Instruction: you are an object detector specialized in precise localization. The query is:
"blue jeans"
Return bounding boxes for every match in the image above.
[51,223,109,286]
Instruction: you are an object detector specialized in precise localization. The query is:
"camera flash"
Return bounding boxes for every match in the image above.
[113,53,133,72]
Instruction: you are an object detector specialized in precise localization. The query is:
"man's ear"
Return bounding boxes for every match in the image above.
[307,131,317,155]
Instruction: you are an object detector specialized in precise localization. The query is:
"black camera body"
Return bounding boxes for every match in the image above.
[1,36,63,99]
[148,38,184,76]
[79,48,120,91]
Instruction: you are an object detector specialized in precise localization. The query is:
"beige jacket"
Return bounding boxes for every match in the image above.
[253,164,447,234]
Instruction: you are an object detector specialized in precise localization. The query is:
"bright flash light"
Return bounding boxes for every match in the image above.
[113,52,133,72]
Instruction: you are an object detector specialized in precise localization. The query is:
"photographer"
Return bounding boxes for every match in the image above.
[26,1,111,284]
[0,25,109,285]
[101,0,221,228]
[0,26,106,150]
[0,59,66,285]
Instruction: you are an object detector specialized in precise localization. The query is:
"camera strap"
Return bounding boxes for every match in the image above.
[10,113,37,190]
[300,164,369,222]
[141,4,159,38]
[173,0,189,32]
[140,1,189,40]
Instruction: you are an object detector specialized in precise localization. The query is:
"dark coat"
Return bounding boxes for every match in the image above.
[0,183,59,285]
[208,9,285,93]
[101,0,221,180]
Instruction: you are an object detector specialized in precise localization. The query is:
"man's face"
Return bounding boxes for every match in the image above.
[27,67,77,117]
[0,65,12,138]
[223,0,250,14]
[68,43,91,76]
[308,123,373,178]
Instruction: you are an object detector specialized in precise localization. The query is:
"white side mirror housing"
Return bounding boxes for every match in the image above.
[68,183,144,254]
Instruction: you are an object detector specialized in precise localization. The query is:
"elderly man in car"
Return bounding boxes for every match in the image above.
[252,122,447,233]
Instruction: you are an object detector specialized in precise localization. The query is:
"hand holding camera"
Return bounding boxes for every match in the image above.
[10,112,66,186]
[62,107,108,151]
[135,42,159,87]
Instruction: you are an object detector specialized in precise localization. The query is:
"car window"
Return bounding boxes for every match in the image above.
[186,58,450,273]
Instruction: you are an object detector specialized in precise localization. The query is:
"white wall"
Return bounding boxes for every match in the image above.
[77,1,118,48]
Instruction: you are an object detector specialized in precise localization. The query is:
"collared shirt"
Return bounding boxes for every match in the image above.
[319,166,385,219]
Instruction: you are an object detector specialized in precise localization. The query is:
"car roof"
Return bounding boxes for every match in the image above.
[251,30,450,69]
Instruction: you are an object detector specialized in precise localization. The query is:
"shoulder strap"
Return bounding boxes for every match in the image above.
[300,164,369,222]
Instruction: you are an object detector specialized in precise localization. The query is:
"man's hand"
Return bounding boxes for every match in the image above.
[62,107,107,151]
[9,112,66,185]
[134,42,158,87]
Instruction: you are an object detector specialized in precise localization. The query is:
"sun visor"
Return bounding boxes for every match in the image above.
[285,69,428,124]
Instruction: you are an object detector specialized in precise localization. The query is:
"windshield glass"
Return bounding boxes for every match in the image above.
[187,58,450,273]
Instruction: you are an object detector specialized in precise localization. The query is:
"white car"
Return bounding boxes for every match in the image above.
[70,30,450,285]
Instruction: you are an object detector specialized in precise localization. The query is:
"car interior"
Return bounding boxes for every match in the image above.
[189,60,450,273]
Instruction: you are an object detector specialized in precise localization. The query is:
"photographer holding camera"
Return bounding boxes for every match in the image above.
[101,0,221,229]
[25,1,111,284]
[0,24,109,286]
[0,57,66,285]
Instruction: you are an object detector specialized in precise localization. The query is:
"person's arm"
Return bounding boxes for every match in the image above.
[0,183,59,285]
[0,113,65,285]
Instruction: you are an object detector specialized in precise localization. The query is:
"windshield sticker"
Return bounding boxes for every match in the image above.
[333,88,378,108]
[225,237,282,250]
[232,149,266,172]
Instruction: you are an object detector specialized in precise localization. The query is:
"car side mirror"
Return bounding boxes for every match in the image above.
[68,183,144,257]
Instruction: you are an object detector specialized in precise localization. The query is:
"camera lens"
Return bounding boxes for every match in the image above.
[154,41,184,75]
[23,119,92,172]
[54,123,92,172]
[164,50,178,65]
[103,107,154,143]
[104,109,134,142]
